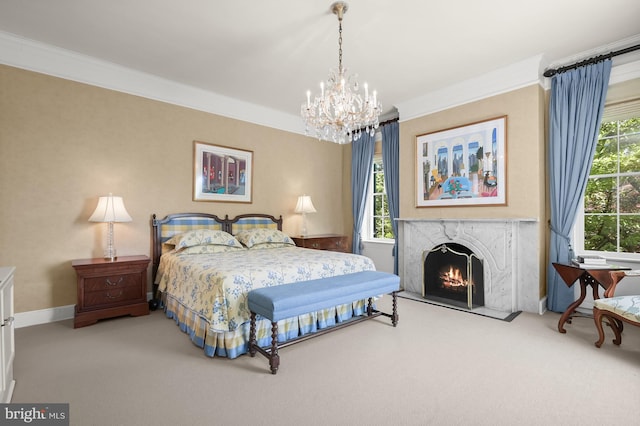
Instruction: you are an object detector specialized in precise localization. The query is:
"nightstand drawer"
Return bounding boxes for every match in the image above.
[292,235,350,253]
[84,273,140,292]
[83,286,144,308]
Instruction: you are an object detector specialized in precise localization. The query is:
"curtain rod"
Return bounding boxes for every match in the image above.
[379,117,399,127]
[349,117,399,136]
[543,43,640,77]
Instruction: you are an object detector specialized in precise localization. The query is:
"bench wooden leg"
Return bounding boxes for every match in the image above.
[269,321,280,374]
[367,297,373,316]
[249,312,257,357]
[391,291,399,327]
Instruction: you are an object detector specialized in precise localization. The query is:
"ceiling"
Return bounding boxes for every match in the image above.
[1,0,640,132]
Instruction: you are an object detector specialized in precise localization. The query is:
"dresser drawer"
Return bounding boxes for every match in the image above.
[83,273,140,292]
[83,286,144,308]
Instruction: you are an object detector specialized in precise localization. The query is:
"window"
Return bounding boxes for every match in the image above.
[575,99,640,257]
[362,140,394,242]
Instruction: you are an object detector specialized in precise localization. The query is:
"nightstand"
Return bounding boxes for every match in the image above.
[72,255,150,328]
[292,234,350,253]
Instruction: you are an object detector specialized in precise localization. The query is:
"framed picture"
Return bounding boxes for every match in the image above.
[193,141,253,203]
[415,116,507,207]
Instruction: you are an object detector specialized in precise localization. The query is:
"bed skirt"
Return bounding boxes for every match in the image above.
[161,292,368,359]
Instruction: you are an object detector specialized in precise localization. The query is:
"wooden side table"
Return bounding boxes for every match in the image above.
[291,234,350,253]
[72,255,150,328]
[552,262,630,333]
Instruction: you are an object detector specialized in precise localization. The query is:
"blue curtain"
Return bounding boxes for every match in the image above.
[547,60,612,312]
[351,132,375,254]
[381,121,400,274]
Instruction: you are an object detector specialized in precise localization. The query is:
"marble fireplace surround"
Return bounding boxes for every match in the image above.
[397,218,541,315]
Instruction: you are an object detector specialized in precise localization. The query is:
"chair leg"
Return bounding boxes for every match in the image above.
[604,313,623,346]
[594,308,606,348]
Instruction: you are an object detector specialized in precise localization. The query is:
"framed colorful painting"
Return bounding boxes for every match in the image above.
[415,116,507,207]
[193,141,253,203]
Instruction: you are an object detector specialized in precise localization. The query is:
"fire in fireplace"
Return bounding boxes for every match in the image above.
[423,243,484,309]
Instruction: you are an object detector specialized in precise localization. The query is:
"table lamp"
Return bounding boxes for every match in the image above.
[294,194,316,237]
[89,193,132,261]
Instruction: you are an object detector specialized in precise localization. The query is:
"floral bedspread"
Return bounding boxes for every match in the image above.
[156,247,376,333]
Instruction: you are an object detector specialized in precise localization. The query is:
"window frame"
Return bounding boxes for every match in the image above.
[572,109,640,261]
[362,139,395,244]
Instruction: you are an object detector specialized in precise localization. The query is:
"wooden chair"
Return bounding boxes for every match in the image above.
[593,295,640,348]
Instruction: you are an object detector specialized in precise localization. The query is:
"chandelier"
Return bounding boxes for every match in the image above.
[301,2,382,144]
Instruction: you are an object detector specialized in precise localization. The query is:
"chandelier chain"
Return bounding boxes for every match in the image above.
[338,18,343,72]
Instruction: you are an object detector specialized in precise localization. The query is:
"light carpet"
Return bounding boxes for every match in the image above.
[12,296,640,425]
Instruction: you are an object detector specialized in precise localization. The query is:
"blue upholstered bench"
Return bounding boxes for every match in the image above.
[248,270,400,374]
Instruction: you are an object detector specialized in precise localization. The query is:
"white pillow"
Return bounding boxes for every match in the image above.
[165,229,243,250]
[234,228,295,248]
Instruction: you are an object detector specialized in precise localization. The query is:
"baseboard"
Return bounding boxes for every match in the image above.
[538,296,547,315]
[14,292,154,328]
[14,305,74,328]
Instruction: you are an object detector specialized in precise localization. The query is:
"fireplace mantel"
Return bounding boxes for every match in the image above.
[397,218,541,314]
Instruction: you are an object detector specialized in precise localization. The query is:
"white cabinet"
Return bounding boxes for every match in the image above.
[0,267,15,403]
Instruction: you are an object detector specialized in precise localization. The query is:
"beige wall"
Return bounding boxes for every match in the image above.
[398,85,548,297]
[0,65,349,313]
[1,64,552,314]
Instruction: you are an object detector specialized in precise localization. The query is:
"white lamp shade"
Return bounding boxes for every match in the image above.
[294,195,317,214]
[88,194,132,223]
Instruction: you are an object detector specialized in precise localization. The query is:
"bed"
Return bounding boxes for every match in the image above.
[151,212,376,359]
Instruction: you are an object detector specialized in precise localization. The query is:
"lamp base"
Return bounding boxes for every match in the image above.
[104,222,117,261]
[104,248,117,262]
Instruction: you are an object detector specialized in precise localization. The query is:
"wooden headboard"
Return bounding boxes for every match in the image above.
[150,212,283,292]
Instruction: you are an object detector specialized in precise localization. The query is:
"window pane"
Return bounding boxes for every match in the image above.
[584,177,616,213]
[620,117,640,134]
[374,217,383,238]
[383,218,393,238]
[619,133,640,173]
[599,121,619,138]
[592,137,618,175]
[584,214,617,251]
[374,194,382,212]
[619,175,640,213]
[620,215,640,252]
[374,172,385,193]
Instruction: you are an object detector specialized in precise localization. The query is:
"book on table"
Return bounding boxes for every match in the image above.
[570,259,630,270]
[576,255,607,265]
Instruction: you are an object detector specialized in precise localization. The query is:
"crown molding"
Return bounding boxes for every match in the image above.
[3,30,639,131]
[0,31,306,136]
[395,55,545,121]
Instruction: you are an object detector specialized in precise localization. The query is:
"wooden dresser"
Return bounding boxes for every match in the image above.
[72,255,150,328]
[292,234,350,253]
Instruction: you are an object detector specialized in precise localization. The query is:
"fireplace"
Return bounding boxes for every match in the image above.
[423,243,484,309]
[397,218,542,315]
